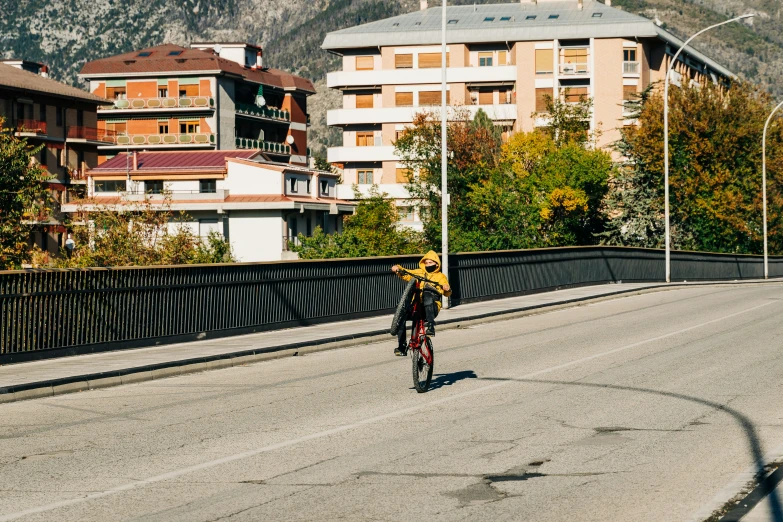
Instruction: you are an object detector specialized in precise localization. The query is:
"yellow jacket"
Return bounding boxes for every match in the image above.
[394,250,452,310]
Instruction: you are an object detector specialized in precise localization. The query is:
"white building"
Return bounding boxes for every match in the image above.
[61,150,355,261]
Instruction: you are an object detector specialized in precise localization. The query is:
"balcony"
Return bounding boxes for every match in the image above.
[327,66,517,89]
[16,119,47,135]
[623,61,641,75]
[67,126,117,144]
[327,146,398,163]
[100,96,215,112]
[234,137,291,155]
[327,104,518,126]
[558,62,589,76]
[103,133,216,148]
[235,103,291,122]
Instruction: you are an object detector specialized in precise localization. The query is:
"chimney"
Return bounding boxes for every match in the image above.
[256,51,263,68]
[578,0,583,9]
[132,151,138,171]
[420,0,427,10]
[606,0,612,5]
[40,65,49,78]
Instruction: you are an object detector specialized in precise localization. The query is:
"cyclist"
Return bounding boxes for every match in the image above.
[391,250,451,356]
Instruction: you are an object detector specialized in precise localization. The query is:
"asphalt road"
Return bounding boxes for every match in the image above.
[2,284,783,522]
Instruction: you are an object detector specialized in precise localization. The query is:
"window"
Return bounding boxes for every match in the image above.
[535,49,554,74]
[40,147,47,167]
[500,16,511,21]
[419,52,449,68]
[448,19,458,24]
[484,17,495,22]
[357,170,374,185]
[94,180,126,193]
[16,103,25,121]
[179,84,199,97]
[536,88,551,113]
[137,51,153,57]
[479,52,493,67]
[356,56,375,71]
[289,178,298,193]
[109,121,127,135]
[106,87,127,100]
[395,92,414,107]
[306,179,312,194]
[168,50,183,56]
[179,121,199,133]
[76,109,83,127]
[146,180,164,194]
[56,106,63,127]
[399,207,414,221]
[498,51,508,66]
[199,179,216,193]
[158,122,169,134]
[563,87,588,103]
[624,49,638,62]
[419,91,449,106]
[478,91,494,105]
[356,132,374,146]
[395,54,413,69]
[396,168,412,183]
[548,14,559,19]
[592,13,603,18]
[306,217,312,237]
[320,179,329,196]
[526,15,537,20]
[39,104,46,122]
[158,87,168,97]
[356,94,374,109]
[623,85,637,101]
[395,129,407,141]
[563,48,588,64]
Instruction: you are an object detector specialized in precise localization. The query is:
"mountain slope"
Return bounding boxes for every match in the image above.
[3,0,782,155]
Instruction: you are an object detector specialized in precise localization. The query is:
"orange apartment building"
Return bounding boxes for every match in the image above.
[0,60,109,255]
[322,0,733,229]
[79,43,315,166]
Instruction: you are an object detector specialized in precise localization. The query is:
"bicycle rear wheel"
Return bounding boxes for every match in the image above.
[391,279,416,336]
[411,336,434,393]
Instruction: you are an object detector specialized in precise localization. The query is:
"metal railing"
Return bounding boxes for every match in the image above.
[105,97,215,110]
[235,103,291,122]
[558,62,589,75]
[235,137,291,154]
[110,133,215,146]
[67,126,117,143]
[16,119,47,134]
[2,246,783,362]
[623,61,641,74]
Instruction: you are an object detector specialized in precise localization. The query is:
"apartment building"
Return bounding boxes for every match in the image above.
[322,0,733,228]
[79,43,315,166]
[60,150,353,262]
[0,60,109,255]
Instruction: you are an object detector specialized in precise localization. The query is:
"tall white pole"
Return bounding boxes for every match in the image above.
[664,14,754,283]
[762,101,783,279]
[441,0,449,308]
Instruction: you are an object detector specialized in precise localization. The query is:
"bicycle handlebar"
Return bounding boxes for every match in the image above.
[396,267,444,289]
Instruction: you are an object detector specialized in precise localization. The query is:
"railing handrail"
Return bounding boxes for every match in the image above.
[235,103,291,122]
[104,96,215,110]
[67,126,118,142]
[623,61,641,74]
[109,132,216,145]
[16,119,47,134]
[558,62,589,74]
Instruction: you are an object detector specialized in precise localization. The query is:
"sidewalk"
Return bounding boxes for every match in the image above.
[0,281,749,403]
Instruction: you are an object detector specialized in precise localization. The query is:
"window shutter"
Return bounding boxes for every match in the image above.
[419,91,449,106]
[395,92,413,107]
[396,168,412,183]
[356,56,375,70]
[498,51,507,66]
[418,53,449,68]
[623,85,637,101]
[356,94,374,109]
[536,88,551,113]
[478,91,494,105]
[395,54,413,69]
[535,49,554,74]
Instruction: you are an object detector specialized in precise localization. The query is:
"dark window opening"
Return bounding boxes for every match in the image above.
[56,106,63,127]
[592,13,603,18]
[501,16,511,21]
[199,179,217,193]
[147,180,164,194]
[76,109,83,127]
[39,103,46,122]
[448,19,458,24]
[137,51,153,57]
[40,148,47,167]
[548,14,560,19]
[484,17,495,22]
[168,50,183,56]
[289,178,298,193]
[526,15,537,20]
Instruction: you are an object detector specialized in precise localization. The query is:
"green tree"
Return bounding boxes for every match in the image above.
[292,186,425,259]
[537,92,595,147]
[0,118,52,269]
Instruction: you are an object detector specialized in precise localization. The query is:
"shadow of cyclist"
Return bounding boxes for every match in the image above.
[422,370,478,391]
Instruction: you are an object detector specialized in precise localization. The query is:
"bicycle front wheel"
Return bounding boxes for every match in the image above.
[411,337,434,393]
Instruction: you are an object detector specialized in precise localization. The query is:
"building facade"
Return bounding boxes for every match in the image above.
[79,43,315,166]
[0,60,109,255]
[61,150,354,262]
[322,0,733,228]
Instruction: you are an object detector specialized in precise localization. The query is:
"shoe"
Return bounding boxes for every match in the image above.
[394,345,408,356]
[425,323,435,337]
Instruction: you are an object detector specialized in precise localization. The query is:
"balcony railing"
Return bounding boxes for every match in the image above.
[105,96,215,110]
[67,126,117,143]
[558,62,589,75]
[623,61,640,75]
[110,133,215,146]
[235,103,291,122]
[16,119,47,134]
[235,137,291,155]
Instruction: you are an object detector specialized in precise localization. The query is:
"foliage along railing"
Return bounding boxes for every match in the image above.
[235,103,291,122]
[1,246,782,363]
[235,137,291,154]
[111,133,216,146]
[16,119,47,134]
[105,97,215,110]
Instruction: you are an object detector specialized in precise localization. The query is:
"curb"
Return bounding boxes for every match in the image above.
[0,280,776,404]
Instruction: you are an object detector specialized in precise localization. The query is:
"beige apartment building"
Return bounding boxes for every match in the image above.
[322,0,732,228]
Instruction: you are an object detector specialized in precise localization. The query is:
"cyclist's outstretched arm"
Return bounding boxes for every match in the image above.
[391,265,413,282]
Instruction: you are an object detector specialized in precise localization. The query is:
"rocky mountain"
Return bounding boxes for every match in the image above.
[3,0,782,155]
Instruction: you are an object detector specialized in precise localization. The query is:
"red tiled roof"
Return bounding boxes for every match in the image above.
[79,44,316,94]
[0,63,108,104]
[93,150,260,172]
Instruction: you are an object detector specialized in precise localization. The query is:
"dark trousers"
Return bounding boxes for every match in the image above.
[397,289,439,347]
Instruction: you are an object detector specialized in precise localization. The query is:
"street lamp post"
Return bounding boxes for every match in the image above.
[762,101,783,279]
[664,14,754,282]
[441,0,449,307]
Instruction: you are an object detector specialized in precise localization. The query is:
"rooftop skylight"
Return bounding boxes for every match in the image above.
[548,14,560,20]
[137,51,152,57]
[484,17,495,22]
[500,16,511,21]
[168,50,183,56]
[592,13,603,18]
[526,15,537,20]
[448,19,458,24]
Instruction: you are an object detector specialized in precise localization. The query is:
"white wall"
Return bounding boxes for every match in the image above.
[229,210,284,262]
[225,162,282,194]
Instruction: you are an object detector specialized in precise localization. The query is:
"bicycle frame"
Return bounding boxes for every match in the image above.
[407,281,433,365]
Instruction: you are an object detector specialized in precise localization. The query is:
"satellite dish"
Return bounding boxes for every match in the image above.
[255,95,266,107]
[286,135,295,145]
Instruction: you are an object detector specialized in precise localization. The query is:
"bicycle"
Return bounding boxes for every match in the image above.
[391,268,443,393]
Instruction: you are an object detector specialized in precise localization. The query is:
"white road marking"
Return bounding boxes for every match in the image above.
[0,300,774,521]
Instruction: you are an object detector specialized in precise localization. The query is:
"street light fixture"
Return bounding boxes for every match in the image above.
[663,13,755,282]
[441,0,449,307]
[762,100,783,279]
